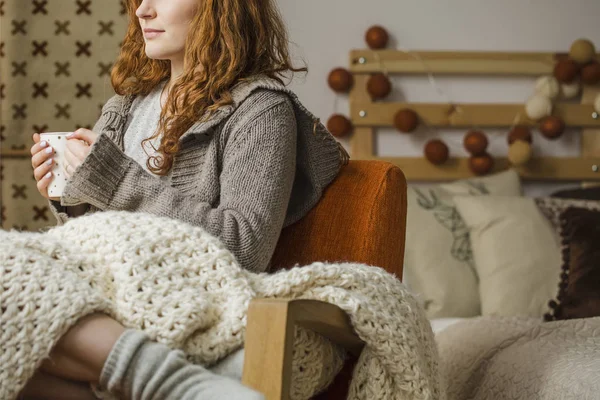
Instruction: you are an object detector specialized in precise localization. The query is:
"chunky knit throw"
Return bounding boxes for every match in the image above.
[0,211,441,400]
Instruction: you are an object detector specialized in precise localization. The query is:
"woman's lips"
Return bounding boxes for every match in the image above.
[144,30,164,39]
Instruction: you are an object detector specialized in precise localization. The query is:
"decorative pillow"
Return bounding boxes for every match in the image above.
[535,197,600,232]
[404,169,522,318]
[545,207,600,321]
[453,195,561,317]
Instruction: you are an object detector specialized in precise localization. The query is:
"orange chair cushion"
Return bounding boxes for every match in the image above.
[270,160,407,279]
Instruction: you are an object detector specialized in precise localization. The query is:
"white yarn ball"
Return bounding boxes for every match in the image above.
[561,81,580,99]
[534,76,560,99]
[594,93,600,114]
[525,93,553,121]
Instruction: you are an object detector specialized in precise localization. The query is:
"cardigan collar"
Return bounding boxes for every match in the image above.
[98,75,317,143]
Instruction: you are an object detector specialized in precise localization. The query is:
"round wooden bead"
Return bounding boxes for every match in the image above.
[367,73,392,100]
[508,126,533,145]
[569,39,596,64]
[507,140,533,166]
[539,116,565,140]
[561,81,581,99]
[535,76,560,99]
[424,139,449,165]
[327,68,353,93]
[553,59,580,83]
[393,109,419,133]
[468,153,494,176]
[525,93,553,121]
[581,61,600,85]
[326,114,353,138]
[463,130,488,156]
[365,26,389,49]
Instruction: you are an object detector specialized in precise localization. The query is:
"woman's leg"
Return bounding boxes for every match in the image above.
[35,313,265,400]
[40,313,125,384]
[19,370,97,400]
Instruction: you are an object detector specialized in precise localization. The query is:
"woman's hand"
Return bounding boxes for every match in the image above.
[31,133,58,200]
[64,128,98,179]
[30,129,99,200]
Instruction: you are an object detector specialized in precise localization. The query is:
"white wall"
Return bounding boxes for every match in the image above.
[276,0,600,196]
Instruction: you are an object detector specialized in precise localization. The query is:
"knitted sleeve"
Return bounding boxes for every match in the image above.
[57,98,297,273]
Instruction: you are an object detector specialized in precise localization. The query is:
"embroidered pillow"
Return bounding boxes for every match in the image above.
[404,169,522,318]
[454,195,561,317]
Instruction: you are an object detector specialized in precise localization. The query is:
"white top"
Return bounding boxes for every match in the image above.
[123,80,171,180]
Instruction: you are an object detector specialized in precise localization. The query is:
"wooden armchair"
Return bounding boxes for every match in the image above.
[242,160,407,399]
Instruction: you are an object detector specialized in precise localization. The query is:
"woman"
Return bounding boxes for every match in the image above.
[23,0,347,398]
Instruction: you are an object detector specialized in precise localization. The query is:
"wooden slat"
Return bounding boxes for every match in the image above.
[349,74,376,158]
[349,50,600,75]
[358,156,600,181]
[351,127,374,159]
[581,86,600,187]
[350,102,600,128]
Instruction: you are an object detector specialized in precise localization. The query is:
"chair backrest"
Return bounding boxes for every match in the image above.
[270,160,407,279]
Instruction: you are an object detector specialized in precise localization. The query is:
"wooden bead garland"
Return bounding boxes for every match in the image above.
[508,126,532,145]
[367,73,392,100]
[553,59,580,83]
[365,26,389,49]
[424,139,449,165]
[535,76,560,99]
[327,68,353,93]
[326,114,353,138]
[560,81,580,99]
[468,153,494,176]
[393,109,419,133]
[581,61,600,85]
[463,130,488,156]
[569,38,596,65]
[508,140,533,166]
[539,116,565,140]
[525,93,553,121]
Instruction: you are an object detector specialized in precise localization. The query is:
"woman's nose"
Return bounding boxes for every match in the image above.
[135,0,156,19]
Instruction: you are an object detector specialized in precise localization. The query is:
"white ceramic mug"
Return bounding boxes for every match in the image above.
[39,132,69,198]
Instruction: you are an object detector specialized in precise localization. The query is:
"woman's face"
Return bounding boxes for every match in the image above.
[135,0,198,61]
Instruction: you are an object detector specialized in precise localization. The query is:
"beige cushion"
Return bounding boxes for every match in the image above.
[404,169,522,318]
[454,195,561,317]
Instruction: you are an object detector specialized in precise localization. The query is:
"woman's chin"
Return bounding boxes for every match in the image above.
[144,50,169,61]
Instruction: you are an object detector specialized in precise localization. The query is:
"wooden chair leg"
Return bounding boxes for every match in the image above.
[242,299,365,400]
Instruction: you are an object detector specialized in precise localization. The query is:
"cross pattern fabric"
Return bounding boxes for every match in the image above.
[0,0,127,231]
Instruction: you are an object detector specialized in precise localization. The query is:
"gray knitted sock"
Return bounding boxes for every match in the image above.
[99,329,264,400]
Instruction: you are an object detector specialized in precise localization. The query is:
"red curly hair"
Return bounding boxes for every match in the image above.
[111,0,307,175]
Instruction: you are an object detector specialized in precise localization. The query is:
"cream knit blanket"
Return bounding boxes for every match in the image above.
[0,211,441,400]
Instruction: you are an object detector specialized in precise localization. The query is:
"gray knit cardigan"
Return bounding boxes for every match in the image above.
[49,75,349,272]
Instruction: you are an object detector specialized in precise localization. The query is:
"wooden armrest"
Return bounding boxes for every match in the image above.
[242,298,365,400]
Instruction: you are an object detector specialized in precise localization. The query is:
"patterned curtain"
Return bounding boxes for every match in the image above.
[0,0,127,231]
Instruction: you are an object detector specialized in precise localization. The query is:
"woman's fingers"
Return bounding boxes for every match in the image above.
[35,168,53,199]
[30,133,43,156]
[31,143,54,169]
[33,157,54,182]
